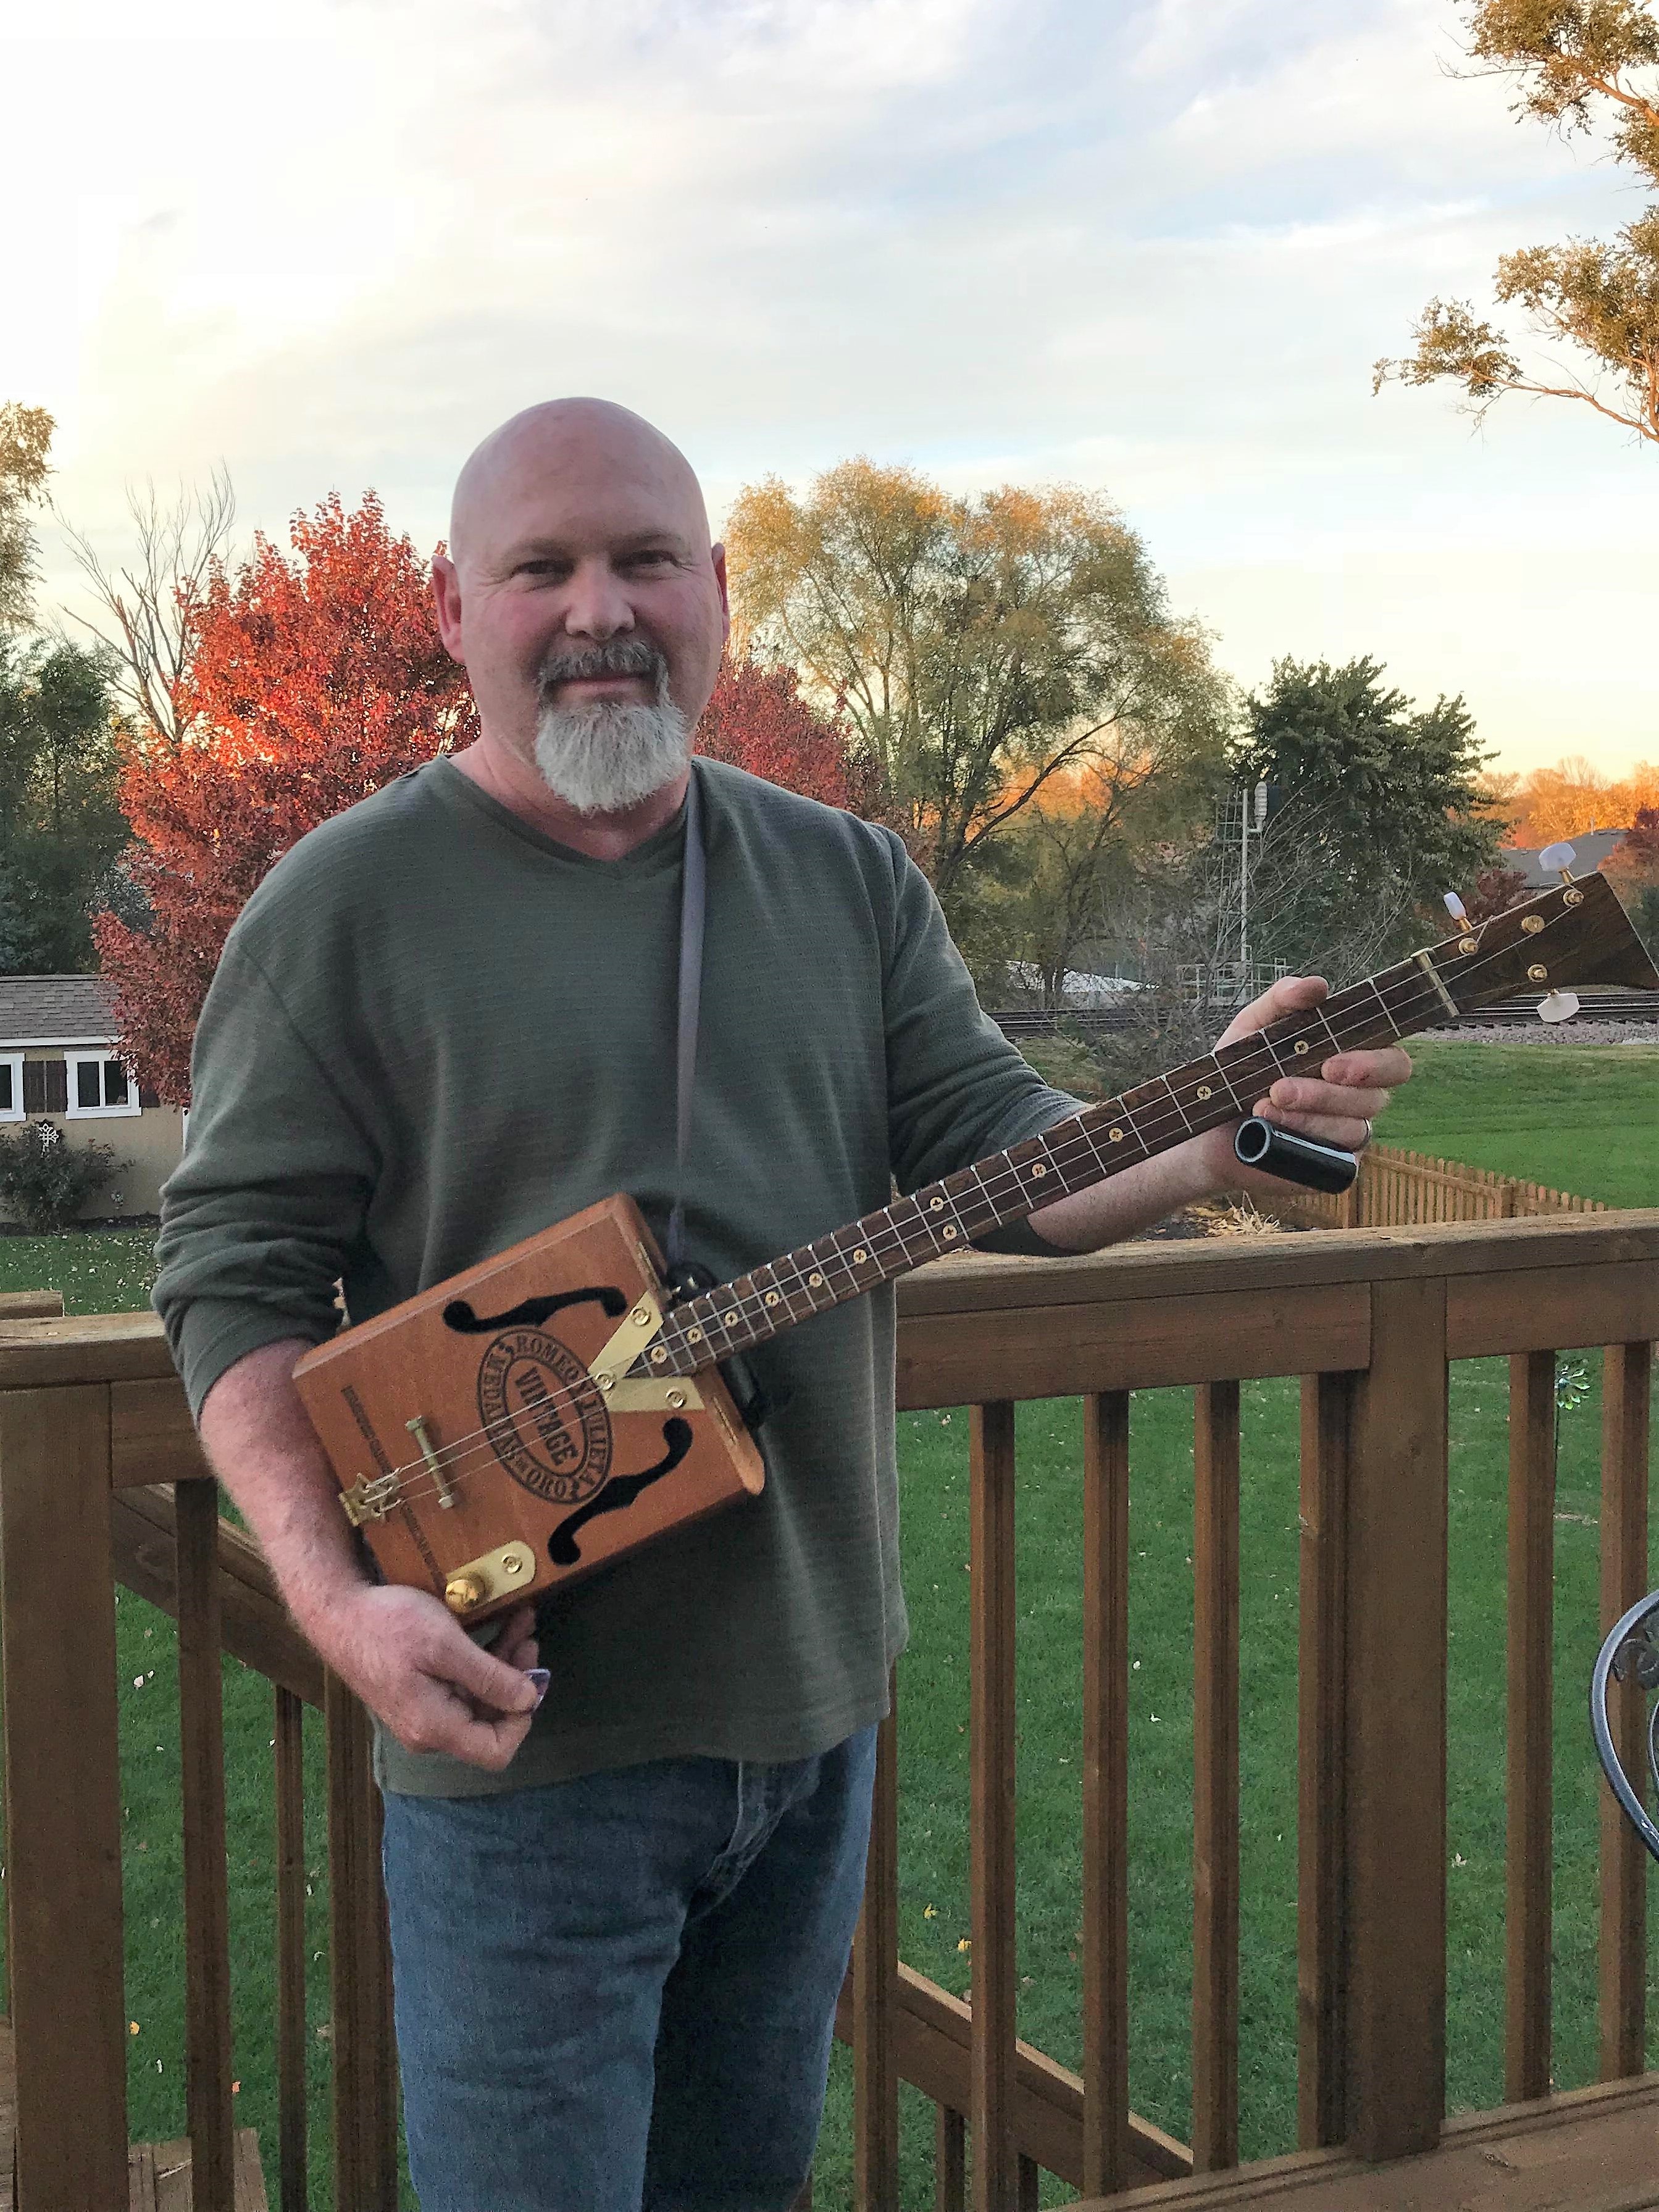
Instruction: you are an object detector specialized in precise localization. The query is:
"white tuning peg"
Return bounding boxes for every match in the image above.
[1537,990,1580,1024]
[1538,841,1577,882]
[1443,891,1469,925]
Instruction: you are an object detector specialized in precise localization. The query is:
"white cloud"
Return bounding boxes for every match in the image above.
[9,0,1654,772]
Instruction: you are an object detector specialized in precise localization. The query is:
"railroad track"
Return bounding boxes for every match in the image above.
[991,989,1659,1040]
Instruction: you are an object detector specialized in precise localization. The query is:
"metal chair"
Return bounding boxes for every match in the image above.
[1591,1588,1659,1864]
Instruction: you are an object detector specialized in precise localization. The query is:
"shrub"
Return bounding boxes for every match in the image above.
[0,1119,124,1232]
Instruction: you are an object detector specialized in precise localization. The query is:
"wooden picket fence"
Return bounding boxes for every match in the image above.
[1272,1143,1610,1232]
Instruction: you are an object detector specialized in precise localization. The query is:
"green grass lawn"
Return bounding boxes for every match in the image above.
[1377,1040,1657,1209]
[0,1224,160,1313]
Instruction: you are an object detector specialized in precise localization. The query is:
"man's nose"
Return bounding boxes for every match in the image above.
[559,559,635,641]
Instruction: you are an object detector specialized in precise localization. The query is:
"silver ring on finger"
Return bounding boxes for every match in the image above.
[1359,1119,1373,1148]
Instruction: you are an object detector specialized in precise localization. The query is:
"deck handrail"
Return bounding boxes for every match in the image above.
[1,1211,1655,2209]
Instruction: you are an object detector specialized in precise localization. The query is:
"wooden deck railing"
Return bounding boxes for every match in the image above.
[0,1212,1655,2211]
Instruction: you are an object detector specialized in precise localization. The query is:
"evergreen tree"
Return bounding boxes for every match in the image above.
[0,639,129,974]
[1234,656,1508,977]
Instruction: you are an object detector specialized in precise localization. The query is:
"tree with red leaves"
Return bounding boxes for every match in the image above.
[695,657,877,816]
[96,493,474,1101]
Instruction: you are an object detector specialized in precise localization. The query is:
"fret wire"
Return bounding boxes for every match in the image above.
[1364,974,1403,1037]
[1159,1074,1193,1133]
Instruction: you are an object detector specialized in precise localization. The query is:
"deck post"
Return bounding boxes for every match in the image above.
[0,1382,130,2212]
[1342,1277,1448,2162]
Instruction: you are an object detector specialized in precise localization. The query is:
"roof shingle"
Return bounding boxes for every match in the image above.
[0,975,117,1047]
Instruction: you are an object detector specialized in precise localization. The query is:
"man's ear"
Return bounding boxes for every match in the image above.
[432,554,466,662]
[710,543,731,643]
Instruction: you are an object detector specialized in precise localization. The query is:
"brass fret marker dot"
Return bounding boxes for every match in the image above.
[650,1348,667,1364]
[854,1249,867,1264]
[1197,1085,1212,1100]
[943,1225,957,1238]
[1563,888,1584,906]
[1108,1129,1123,1143]
[1527,964,1548,982]
[765,1292,781,1306]
[1522,915,1544,934]
[930,1196,945,1211]
[687,1326,703,1343]
[809,1272,824,1288]
[1030,1162,1047,1178]
[1294,1040,1310,1054]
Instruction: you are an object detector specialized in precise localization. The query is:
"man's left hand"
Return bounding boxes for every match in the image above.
[1197,974,1413,1199]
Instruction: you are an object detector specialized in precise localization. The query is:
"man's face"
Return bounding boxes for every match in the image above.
[433,413,729,798]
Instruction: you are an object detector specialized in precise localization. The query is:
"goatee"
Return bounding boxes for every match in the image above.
[532,639,690,816]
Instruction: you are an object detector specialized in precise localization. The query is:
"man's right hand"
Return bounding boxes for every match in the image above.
[301,1585,545,1770]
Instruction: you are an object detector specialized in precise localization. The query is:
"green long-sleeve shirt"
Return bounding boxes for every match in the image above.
[154,755,1074,1796]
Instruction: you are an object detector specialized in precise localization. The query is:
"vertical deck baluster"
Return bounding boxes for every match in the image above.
[275,1685,309,2212]
[935,2106,966,2211]
[326,1674,401,2211]
[1082,1390,1130,2195]
[1017,2152,1040,2208]
[1192,1381,1240,2172]
[1346,1277,1449,2163]
[177,1477,236,2212]
[969,1401,1019,2212]
[853,1682,900,2210]
[0,1382,128,2212]
[1598,1340,1652,2081]
[1297,1372,1351,2148]
[1505,1350,1557,2103]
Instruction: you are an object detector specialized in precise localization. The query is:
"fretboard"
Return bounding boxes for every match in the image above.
[633,950,1452,1382]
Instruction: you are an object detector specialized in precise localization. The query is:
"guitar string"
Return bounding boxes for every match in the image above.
[347,960,1451,1513]
[358,911,1578,1515]
[359,926,1560,1517]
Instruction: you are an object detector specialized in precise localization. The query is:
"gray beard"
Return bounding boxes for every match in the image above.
[532,693,690,816]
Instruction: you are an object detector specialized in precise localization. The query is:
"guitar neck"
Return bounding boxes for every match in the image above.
[642,947,1455,1380]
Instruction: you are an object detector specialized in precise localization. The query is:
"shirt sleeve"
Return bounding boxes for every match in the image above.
[153,934,379,1419]
[879,834,1079,1254]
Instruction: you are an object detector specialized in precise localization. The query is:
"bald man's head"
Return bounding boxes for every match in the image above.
[430,398,729,814]
[448,398,712,574]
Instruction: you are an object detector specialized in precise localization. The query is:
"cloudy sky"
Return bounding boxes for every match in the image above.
[10,0,1655,775]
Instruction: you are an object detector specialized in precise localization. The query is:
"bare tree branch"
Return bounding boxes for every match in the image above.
[55,467,236,742]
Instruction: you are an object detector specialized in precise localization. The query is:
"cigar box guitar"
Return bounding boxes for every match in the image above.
[293,853,1657,1625]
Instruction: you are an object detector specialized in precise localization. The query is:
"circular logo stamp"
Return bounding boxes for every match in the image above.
[476,1328,612,1505]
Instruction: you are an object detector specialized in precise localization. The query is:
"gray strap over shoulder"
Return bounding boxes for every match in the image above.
[666,764,705,1280]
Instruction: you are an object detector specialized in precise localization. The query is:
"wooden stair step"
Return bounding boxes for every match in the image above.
[1,2018,267,2211]
[128,2130,268,2212]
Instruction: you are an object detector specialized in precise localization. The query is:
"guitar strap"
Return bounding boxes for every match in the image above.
[666,761,705,1282]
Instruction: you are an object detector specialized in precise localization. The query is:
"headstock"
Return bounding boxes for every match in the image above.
[1429,864,1659,1019]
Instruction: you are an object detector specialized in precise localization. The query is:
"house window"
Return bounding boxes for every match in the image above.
[0,1053,22,1122]
[65,1052,141,1119]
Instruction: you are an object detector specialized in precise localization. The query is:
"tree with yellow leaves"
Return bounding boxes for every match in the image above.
[1374,1,1659,446]
[724,461,1231,917]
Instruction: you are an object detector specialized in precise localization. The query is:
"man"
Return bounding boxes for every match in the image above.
[156,398,1411,2211]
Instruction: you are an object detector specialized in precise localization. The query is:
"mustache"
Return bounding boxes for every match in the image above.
[535,638,668,699]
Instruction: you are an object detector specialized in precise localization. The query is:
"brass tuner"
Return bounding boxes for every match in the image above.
[1442,890,1470,926]
[1538,840,1577,883]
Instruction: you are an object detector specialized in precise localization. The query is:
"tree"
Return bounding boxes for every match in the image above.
[1232,657,1508,976]
[694,656,880,813]
[97,492,475,1101]
[0,403,54,633]
[0,638,128,973]
[1606,802,1659,951]
[59,468,236,743]
[1374,1,1659,445]
[972,755,1219,1005]
[725,463,1232,911]
[1505,752,1659,841]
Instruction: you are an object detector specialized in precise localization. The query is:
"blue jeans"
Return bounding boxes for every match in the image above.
[380,1727,878,2212]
